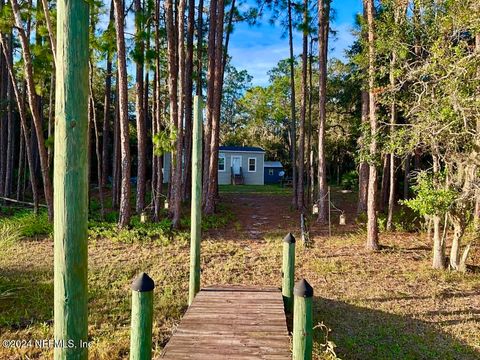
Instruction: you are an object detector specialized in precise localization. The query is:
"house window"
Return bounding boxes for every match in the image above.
[218,154,226,172]
[269,169,274,176]
[248,158,256,172]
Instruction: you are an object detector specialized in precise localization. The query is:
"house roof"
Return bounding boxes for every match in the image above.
[264,161,283,168]
[219,146,265,153]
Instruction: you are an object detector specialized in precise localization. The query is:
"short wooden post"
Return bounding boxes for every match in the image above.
[282,232,295,313]
[293,279,314,360]
[189,95,203,305]
[130,273,155,360]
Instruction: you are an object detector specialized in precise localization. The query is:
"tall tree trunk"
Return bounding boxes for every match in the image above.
[112,79,121,209]
[4,33,14,197]
[380,155,390,212]
[135,0,146,213]
[89,60,105,218]
[173,0,186,226]
[297,0,308,211]
[386,2,407,230]
[203,0,217,206]
[10,0,53,219]
[182,0,196,201]
[317,0,330,223]
[47,72,54,169]
[114,0,132,227]
[357,92,370,214]
[386,52,398,230]
[102,0,115,189]
[165,0,182,226]
[306,37,314,206]
[152,0,164,221]
[205,0,225,214]
[17,125,25,201]
[365,0,379,250]
[287,0,297,208]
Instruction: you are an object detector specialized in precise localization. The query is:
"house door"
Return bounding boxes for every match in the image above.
[231,156,242,175]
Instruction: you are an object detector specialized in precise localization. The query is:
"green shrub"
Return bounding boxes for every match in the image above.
[0,210,52,238]
[340,170,359,191]
[377,206,421,232]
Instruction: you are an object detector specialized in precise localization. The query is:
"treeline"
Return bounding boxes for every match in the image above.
[0,0,257,228]
[223,0,479,271]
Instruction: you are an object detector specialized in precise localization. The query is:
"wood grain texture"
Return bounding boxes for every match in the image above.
[189,96,203,305]
[130,290,154,360]
[161,286,291,359]
[53,0,89,358]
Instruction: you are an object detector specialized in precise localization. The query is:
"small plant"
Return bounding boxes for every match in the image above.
[0,223,22,248]
[314,322,342,360]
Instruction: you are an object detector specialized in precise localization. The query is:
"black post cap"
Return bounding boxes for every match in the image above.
[131,272,155,292]
[283,233,296,244]
[294,279,313,298]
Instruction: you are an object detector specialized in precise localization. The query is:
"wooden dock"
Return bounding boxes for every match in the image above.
[161,286,291,359]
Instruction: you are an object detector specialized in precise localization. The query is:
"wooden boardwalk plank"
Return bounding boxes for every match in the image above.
[161,286,291,359]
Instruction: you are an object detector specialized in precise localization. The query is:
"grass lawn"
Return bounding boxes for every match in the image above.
[219,183,292,194]
[0,193,479,359]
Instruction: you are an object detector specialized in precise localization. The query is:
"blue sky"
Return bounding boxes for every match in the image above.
[229,0,362,86]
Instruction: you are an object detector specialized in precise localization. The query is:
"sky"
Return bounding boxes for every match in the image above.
[228,0,362,86]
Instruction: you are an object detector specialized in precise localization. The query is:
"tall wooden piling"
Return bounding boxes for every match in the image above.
[53,0,90,358]
[293,279,314,360]
[282,233,296,312]
[189,96,203,305]
[130,273,155,360]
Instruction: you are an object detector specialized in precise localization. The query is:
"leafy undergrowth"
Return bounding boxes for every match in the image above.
[0,209,52,242]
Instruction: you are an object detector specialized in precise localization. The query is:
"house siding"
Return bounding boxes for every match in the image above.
[218,151,265,185]
[163,150,265,185]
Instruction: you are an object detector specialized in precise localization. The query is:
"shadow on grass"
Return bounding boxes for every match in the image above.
[0,267,53,329]
[314,297,479,360]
